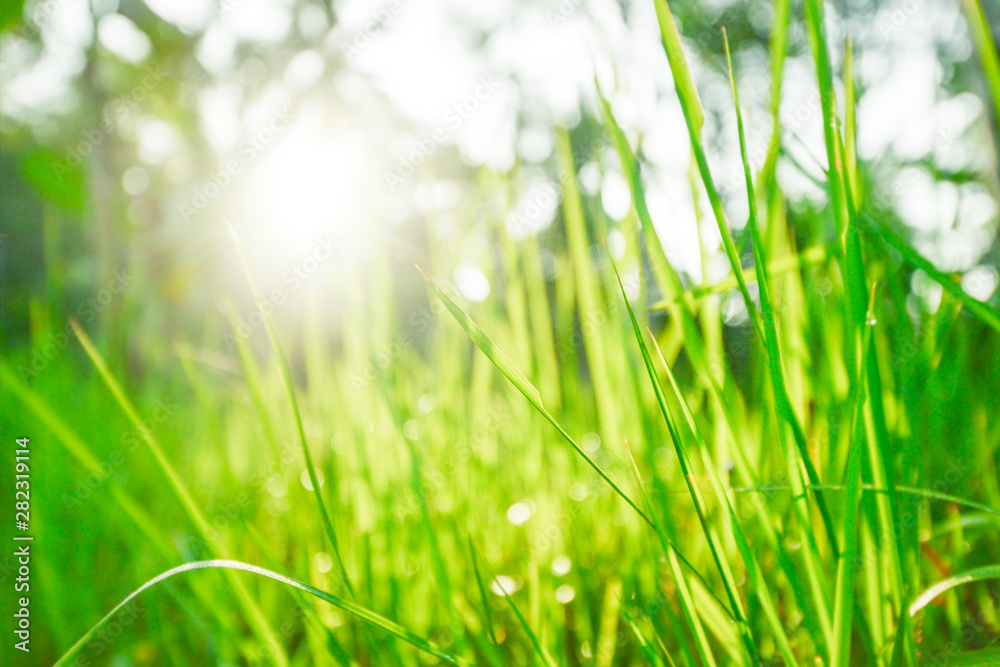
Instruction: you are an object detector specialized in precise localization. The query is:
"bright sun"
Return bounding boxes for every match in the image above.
[244,114,372,267]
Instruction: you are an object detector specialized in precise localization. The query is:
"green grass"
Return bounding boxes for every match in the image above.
[3,0,1000,665]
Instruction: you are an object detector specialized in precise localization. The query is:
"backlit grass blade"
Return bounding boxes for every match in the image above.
[647,331,797,666]
[467,538,499,647]
[421,269,650,523]
[227,305,284,466]
[594,81,712,380]
[650,0,703,134]
[52,560,470,667]
[622,605,669,667]
[908,565,1000,617]
[649,245,829,312]
[0,360,173,556]
[960,0,1000,119]
[555,128,625,448]
[611,259,761,665]
[831,284,878,667]
[650,0,765,345]
[226,221,355,599]
[722,29,840,557]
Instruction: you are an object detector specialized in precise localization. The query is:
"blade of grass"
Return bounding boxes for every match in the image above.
[832,284,878,667]
[469,538,558,667]
[908,565,1000,617]
[420,268,648,523]
[960,0,1000,119]
[650,0,765,345]
[646,330,797,666]
[722,29,841,559]
[226,221,355,599]
[623,440,720,667]
[52,560,470,667]
[861,211,1000,333]
[611,258,761,665]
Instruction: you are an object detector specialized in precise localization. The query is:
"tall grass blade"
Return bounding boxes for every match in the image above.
[226,221,355,598]
[722,28,840,557]
[421,269,650,523]
[611,258,761,665]
[469,539,558,667]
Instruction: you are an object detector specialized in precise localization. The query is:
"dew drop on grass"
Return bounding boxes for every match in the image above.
[581,432,601,452]
[551,555,572,576]
[491,575,521,596]
[555,584,576,604]
[417,393,437,413]
[866,313,877,326]
[506,500,535,525]
[301,469,324,490]
[314,552,333,573]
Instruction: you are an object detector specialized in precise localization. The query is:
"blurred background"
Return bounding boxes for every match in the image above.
[2,0,998,359]
[2,0,1000,664]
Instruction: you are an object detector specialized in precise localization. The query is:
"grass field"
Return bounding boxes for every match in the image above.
[2,0,1000,665]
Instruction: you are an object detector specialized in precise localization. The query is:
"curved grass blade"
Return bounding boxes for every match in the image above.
[908,565,1000,617]
[53,560,470,667]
